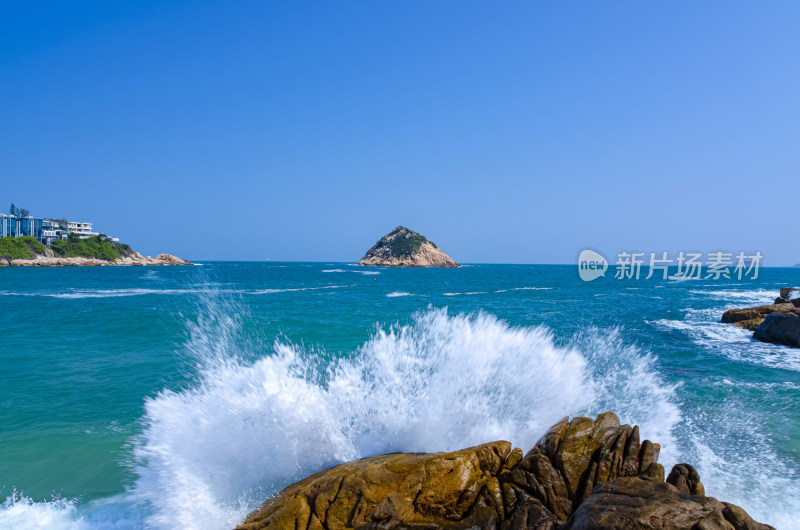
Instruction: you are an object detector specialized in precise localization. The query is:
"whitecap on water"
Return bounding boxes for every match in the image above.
[689,288,777,306]
[0,492,142,530]
[127,294,679,529]
[6,292,795,529]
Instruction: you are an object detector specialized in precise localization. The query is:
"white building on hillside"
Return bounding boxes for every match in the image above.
[67,221,94,237]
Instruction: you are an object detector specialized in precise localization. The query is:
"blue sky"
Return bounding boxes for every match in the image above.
[2,1,798,264]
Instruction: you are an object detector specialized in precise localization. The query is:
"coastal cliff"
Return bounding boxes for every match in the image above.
[356,227,459,267]
[238,412,770,530]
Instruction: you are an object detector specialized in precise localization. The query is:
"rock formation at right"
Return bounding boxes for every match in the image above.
[721,287,800,347]
[237,412,772,530]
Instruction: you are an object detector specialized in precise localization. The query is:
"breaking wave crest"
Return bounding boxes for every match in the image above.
[129,295,679,529]
[10,290,796,529]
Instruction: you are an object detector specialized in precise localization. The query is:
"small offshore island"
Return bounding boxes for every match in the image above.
[357,226,459,268]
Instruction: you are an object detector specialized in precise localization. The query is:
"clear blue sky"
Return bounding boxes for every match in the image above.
[2,1,798,264]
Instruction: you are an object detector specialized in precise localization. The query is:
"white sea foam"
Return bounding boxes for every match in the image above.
[0,494,83,530]
[126,297,679,529]
[716,378,800,391]
[52,289,194,299]
[1,285,354,299]
[386,292,413,297]
[442,291,488,296]
[650,318,755,344]
[6,292,795,529]
[0,289,194,299]
[0,492,141,530]
[678,396,800,527]
[690,289,777,306]
[322,269,378,276]
[249,284,353,294]
[141,270,160,281]
[652,307,800,372]
[668,275,704,282]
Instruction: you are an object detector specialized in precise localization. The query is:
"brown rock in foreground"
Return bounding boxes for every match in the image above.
[563,476,769,530]
[237,413,771,530]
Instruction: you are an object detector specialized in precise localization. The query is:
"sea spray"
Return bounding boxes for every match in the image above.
[0,491,142,530]
[3,264,799,530]
[568,327,681,464]
[677,385,800,527]
[132,294,680,529]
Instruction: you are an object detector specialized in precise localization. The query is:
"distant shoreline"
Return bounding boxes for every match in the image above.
[0,235,190,267]
[0,253,191,267]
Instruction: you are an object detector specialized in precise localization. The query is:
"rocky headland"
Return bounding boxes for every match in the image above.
[721,287,800,347]
[0,252,191,267]
[356,227,459,268]
[237,412,770,530]
[0,235,190,266]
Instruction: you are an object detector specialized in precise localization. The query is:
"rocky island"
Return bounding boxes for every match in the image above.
[0,235,190,267]
[356,226,459,268]
[721,287,800,347]
[238,412,770,530]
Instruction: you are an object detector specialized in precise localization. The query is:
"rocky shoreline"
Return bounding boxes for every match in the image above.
[237,412,770,530]
[721,287,800,347]
[0,252,191,267]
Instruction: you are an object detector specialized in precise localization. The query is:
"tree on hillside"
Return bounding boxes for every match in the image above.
[8,204,30,217]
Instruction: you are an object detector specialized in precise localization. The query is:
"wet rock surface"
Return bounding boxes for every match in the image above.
[721,288,800,347]
[721,303,795,324]
[236,413,772,530]
[562,476,770,530]
[753,310,800,347]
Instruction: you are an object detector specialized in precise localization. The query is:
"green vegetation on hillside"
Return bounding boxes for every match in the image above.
[0,236,45,259]
[378,226,438,258]
[50,234,134,261]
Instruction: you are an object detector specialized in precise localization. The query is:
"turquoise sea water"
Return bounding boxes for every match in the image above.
[1,262,799,529]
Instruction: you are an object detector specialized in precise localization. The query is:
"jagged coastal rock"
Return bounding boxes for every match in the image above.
[721,288,800,347]
[237,412,770,530]
[0,252,191,267]
[356,226,459,267]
